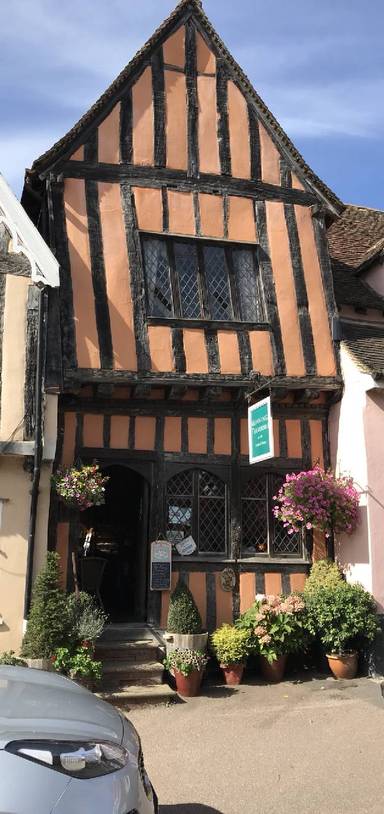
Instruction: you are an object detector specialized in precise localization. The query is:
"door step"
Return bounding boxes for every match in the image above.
[101,660,164,689]
[97,684,177,710]
[96,640,160,662]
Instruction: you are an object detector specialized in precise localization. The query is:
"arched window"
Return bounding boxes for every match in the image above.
[166,469,227,555]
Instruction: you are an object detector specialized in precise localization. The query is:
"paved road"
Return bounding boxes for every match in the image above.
[129,675,384,814]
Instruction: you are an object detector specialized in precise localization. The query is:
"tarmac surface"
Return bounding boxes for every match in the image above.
[129,673,384,814]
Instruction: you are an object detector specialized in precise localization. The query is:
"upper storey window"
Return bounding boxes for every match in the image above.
[141,235,263,322]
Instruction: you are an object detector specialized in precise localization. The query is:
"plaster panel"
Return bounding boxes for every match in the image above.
[0,275,29,441]
[165,71,188,170]
[62,412,76,467]
[183,329,208,373]
[133,187,163,233]
[168,190,195,235]
[249,331,274,376]
[227,81,251,179]
[240,572,256,613]
[228,197,257,242]
[188,417,208,454]
[70,146,84,161]
[132,66,154,166]
[214,418,232,455]
[217,330,241,373]
[196,31,216,74]
[163,26,185,68]
[83,414,103,447]
[215,572,233,626]
[199,193,224,238]
[286,419,302,459]
[148,325,174,371]
[135,416,156,450]
[189,572,207,628]
[98,104,120,164]
[259,122,281,186]
[197,75,220,174]
[110,416,130,449]
[164,417,182,452]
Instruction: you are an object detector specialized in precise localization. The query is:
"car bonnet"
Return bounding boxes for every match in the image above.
[0,666,124,746]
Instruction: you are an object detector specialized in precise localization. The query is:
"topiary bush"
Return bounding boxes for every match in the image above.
[303,559,344,596]
[167,581,203,634]
[21,552,70,659]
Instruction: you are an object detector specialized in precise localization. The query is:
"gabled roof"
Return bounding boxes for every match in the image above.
[0,174,59,287]
[341,321,384,379]
[26,0,342,214]
[332,261,384,311]
[328,204,384,272]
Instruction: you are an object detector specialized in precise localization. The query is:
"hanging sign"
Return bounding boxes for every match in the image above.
[176,536,197,557]
[248,396,274,464]
[150,541,172,591]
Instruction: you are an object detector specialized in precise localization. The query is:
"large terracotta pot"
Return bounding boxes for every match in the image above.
[174,668,203,697]
[221,663,245,686]
[326,652,358,679]
[260,654,287,683]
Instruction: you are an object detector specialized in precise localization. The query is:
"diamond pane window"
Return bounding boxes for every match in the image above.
[204,246,232,320]
[143,239,173,317]
[271,475,303,557]
[241,476,268,555]
[233,249,262,321]
[166,469,227,555]
[175,242,201,319]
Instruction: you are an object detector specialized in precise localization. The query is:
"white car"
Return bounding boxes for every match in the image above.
[0,665,157,814]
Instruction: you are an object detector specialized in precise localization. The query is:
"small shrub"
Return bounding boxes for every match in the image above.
[21,552,70,659]
[211,625,250,666]
[236,594,308,663]
[164,648,208,677]
[305,582,380,654]
[303,560,344,595]
[53,643,102,681]
[167,581,202,634]
[0,651,27,667]
[67,592,107,645]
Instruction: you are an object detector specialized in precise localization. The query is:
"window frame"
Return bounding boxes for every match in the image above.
[140,232,265,325]
[240,469,305,560]
[165,466,229,557]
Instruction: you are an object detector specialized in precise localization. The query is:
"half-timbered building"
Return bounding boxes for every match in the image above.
[22,0,344,631]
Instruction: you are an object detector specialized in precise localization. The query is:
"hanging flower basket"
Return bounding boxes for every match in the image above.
[52,464,109,511]
[273,466,360,537]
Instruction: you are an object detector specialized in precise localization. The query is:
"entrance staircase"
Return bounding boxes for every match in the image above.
[96,623,177,710]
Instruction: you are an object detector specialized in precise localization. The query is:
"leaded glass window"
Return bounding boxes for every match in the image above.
[141,235,264,322]
[241,473,304,558]
[166,469,227,555]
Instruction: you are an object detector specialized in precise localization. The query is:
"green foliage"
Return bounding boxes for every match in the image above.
[21,553,70,659]
[0,650,27,666]
[67,592,108,645]
[53,643,102,681]
[167,581,203,634]
[304,560,344,595]
[164,648,208,677]
[211,624,250,666]
[305,581,380,654]
[236,594,308,664]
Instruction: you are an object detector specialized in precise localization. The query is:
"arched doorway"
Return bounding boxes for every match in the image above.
[80,465,149,622]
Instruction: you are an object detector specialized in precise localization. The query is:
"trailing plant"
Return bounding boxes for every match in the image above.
[21,552,70,659]
[211,624,250,666]
[52,642,102,681]
[305,582,379,655]
[167,581,203,634]
[236,594,308,664]
[273,466,360,537]
[67,592,107,645]
[52,464,109,511]
[0,651,27,667]
[303,559,344,595]
[164,648,208,677]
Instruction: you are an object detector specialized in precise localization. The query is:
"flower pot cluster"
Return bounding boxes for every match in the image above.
[163,563,381,696]
[19,552,107,687]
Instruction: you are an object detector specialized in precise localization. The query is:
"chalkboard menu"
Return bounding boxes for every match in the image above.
[150,541,172,591]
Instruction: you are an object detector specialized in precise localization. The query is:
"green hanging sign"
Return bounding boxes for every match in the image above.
[248,396,274,464]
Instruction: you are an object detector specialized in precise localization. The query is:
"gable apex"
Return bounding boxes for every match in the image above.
[26,0,342,214]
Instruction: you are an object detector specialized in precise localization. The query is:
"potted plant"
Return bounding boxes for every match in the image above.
[52,463,109,511]
[164,648,208,697]
[211,624,250,685]
[66,591,108,646]
[237,594,307,683]
[166,581,208,654]
[21,552,71,670]
[0,651,27,667]
[273,466,360,538]
[52,642,102,690]
[305,580,380,679]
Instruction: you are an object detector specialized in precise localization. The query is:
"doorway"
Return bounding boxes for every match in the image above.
[79,465,149,622]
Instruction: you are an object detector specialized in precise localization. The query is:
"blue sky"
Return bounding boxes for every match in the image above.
[1,0,383,208]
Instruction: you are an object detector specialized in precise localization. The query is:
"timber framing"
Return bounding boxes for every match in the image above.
[25,0,342,216]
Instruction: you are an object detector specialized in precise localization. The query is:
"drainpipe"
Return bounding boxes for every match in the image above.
[23,285,46,620]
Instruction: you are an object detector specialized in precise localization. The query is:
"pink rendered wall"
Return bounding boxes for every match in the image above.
[364,390,384,609]
[362,261,384,297]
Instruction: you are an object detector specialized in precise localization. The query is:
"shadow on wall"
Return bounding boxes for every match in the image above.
[160,806,225,814]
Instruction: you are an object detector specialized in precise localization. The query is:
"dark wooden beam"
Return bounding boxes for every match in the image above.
[120,89,133,164]
[61,162,318,206]
[216,59,231,176]
[248,105,261,181]
[254,200,286,375]
[120,182,151,371]
[167,385,187,400]
[132,383,152,399]
[85,179,114,370]
[185,19,198,178]
[96,383,114,398]
[284,203,316,375]
[151,48,166,168]
[50,180,77,370]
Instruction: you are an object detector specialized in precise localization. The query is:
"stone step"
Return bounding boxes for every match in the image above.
[97,683,177,710]
[101,660,164,689]
[96,640,160,662]
[100,624,157,643]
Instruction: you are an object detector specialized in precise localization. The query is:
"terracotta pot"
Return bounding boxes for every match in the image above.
[260,654,288,683]
[174,668,203,697]
[165,632,208,656]
[221,663,245,686]
[326,652,358,679]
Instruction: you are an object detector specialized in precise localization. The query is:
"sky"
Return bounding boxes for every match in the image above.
[1,0,384,208]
